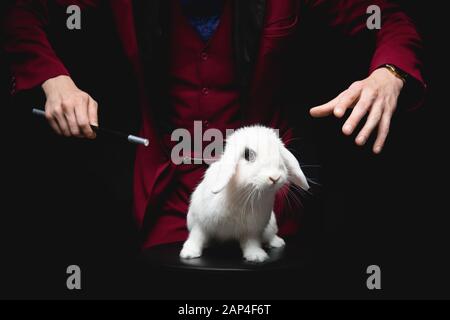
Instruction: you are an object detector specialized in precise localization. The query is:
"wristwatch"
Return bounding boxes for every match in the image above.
[381,64,408,84]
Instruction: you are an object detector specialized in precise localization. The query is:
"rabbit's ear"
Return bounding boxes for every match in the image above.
[211,149,240,194]
[281,147,310,191]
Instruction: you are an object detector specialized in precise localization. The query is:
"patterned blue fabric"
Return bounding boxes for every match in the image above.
[180,0,225,42]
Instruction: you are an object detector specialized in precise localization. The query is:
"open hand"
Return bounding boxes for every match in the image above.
[310,68,404,154]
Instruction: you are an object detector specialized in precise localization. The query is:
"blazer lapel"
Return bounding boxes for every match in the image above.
[233,0,267,90]
[108,0,141,73]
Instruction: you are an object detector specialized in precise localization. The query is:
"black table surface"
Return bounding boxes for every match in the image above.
[141,239,310,273]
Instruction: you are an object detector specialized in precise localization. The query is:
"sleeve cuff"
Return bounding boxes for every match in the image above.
[11,61,70,95]
[370,61,427,111]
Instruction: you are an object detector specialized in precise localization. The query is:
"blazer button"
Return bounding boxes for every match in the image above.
[200,52,208,61]
[201,87,209,95]
[203,120,209,128]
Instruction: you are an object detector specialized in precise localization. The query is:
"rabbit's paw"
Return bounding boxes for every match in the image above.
[244,247,269,263]
[268,235,286,248]
[180,244,202,259]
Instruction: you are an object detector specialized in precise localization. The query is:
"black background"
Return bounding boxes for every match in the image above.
[0,1,448,299]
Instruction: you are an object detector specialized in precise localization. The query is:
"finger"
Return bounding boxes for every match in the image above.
[355,100,384,146]
[52,105,71,137]
[44,103,62,135]
[333,85,361,118]
[373,111,392,154]
[74,99,95,139]
[88,98,98,127]
[342,89,376,136]
[63,103,81,137]
[310,95,340,118]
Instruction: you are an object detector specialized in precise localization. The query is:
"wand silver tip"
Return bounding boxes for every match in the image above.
[128,135,150,147]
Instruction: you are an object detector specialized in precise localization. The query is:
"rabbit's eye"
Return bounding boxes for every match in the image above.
[244,147,256,162]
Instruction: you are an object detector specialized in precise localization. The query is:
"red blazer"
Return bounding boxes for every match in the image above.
[4,0,426,237]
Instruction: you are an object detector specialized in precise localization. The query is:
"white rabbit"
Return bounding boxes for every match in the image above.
[180,126,310,263]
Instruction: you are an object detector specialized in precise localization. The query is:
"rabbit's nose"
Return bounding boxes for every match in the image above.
[269,175,280,184]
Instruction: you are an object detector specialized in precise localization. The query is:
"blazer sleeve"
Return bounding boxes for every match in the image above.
[303,0,426,108]
[3,0,70,94]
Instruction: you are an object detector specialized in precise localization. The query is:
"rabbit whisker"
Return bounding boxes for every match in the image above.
[300,165,322,168]
[289,188,304,209]
[306,177,322,187]
[290,182,314,197]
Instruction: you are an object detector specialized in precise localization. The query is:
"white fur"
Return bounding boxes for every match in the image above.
[180,126,309,263]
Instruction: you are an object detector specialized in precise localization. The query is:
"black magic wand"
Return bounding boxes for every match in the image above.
[32,108,149,147]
